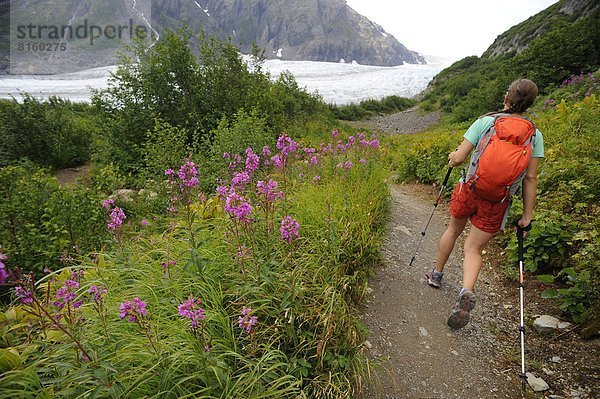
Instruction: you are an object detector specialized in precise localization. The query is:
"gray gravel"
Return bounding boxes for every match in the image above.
[368,107,442,134]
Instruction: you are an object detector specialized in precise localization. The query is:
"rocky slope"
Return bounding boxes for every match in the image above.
[152,0,425,66]
[483,0,600,58]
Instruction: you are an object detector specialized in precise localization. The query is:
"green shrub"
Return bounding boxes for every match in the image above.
[330,95,416,121]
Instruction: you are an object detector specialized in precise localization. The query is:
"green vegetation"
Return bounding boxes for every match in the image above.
[421,11,600,122]
[0,28,388,397]
[330,95,416,121]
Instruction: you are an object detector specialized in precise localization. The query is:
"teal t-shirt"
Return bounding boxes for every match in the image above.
[464,116,544,158]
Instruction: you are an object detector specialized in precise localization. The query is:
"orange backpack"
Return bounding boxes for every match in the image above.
[464,114,537,203]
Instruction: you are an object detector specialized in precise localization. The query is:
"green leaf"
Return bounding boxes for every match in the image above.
[540,289,559,299]
[537,274,555,284]
[0,348,23,372]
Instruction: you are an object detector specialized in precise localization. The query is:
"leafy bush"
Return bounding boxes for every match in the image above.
[0,166,107,277]
[0,97,97,168]
[330,95,416,121]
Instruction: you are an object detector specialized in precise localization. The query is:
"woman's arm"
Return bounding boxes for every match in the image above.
[448,139,475,167]
[519,157,541,230]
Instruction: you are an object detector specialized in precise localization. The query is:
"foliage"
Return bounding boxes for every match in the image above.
[0,131,387,398]
[330,95,416,121]
[0,166,107,277]
[421,14,600,122]
[0,96,98,168]
[92,28,328,174]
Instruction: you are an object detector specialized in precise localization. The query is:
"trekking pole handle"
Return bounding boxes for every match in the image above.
[442,166,453,187]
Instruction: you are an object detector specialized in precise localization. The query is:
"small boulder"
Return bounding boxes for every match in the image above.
[534,315,567,335]
[526,372,550,392]
[419,327,429,338]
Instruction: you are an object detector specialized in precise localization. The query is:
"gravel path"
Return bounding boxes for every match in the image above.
[365,107,442,134]
[361,184,520,399]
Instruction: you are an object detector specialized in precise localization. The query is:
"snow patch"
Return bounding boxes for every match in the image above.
[381,32,388,38]
[204,8,210,16]
[273,48,283,58]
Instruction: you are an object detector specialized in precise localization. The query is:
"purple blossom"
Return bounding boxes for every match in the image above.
[359,158,367,164]
[344,161,353,170]
[161,259,176,273]
[331,129,339,139]
[312,175,321,183]
[15,286,34,304]
[177,159,199,188]
[141,219,150,227]
[280,216,300,243]
[276,134,298,156]
[0,253,8,285]
[231,171,250,188]
[164,169,175,177]
[224,191,253,223]
[236,245,251,260]
[88,285,107,302]
[119,297,148,323]
[53,279,80,310]
[245,148,260,173]
[271,154,284,168]
[257,179,283,203]
[238,306,258,333]
[102,198,115,209]
[309,155,319,166]
[108,207,126,230]
[178,294,206,328]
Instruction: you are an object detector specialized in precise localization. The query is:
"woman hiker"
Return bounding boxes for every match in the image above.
[425,78,544,329]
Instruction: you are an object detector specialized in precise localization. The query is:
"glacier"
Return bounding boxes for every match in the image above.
[0,57,449,105]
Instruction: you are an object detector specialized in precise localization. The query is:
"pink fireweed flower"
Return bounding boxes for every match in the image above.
[336,162,343,168]
[309,155,319,166]
[370,135,380,149]
[178,294,206,328]
[164,169,175,177]
[344,161,353,170]
[245,148,260,173]
[236,245,251,261]
[177,159,199,188]
[231,171,250,189]
[229,154,242,170]
[359,158,367,164]
[271,154,284,168]
[141,219,150,227]
[15,286,34,304]
[102,198,115,209]
[53,279,80,310]
[256,179,283,203]
[280,216,300,243]
[312,175,321,183]
[88,285,107,302]
[119,297,148,323]
[238,306,258,333]
[276,134,298,156]
[0,253,8,284]
[161,259,176,273]
[225,191,253,223]
[331,129,339,139]
[222,152,231,160]
[108,207,126,230]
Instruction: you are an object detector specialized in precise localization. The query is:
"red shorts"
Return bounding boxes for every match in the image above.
[449,183,509,233]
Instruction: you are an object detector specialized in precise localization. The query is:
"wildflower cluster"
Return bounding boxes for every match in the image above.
[238,306,258,334]
[178,295,206,328]
[119,297,148,323]
[53,279,81,310]
[0,252,8,285]
[280,216,300,243]
[88,285,107,303]
[102,198,127,231]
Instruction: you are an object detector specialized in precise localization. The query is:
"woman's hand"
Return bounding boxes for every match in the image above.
[448,139,474,167]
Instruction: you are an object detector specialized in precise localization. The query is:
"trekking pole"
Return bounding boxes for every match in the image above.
[516,221,533,395]
[408,166,453,267]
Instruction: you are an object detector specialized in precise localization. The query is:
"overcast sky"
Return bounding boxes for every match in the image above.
[345,0,559,61]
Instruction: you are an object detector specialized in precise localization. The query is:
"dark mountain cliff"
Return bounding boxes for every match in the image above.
[152,0,425,66]
[0,0,424,74]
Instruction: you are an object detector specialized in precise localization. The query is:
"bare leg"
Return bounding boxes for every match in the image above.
[462,225,496,290]
[435,216,468,273]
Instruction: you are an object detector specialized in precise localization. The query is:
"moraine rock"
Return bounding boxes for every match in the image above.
[526,372,550,392]
[534,315,573,334]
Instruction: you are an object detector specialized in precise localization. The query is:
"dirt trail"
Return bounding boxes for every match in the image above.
[362,183,518,398]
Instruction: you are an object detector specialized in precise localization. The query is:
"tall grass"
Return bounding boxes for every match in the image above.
[0,130,388,398]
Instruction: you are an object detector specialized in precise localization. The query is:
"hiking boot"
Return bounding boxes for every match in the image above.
[447,288,476,329]
[425,267,444,288]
